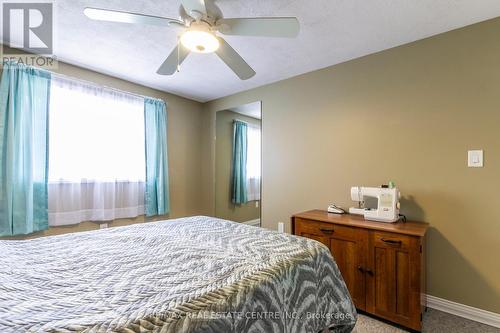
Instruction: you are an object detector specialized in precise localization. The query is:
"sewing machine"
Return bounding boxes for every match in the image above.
[349,186,401,223]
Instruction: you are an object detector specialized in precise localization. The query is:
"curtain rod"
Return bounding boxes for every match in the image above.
[6,60,165,103]
[233,119,260,128]
[50,71,165,103]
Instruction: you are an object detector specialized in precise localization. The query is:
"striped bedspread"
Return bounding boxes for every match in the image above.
[0,216,356,332]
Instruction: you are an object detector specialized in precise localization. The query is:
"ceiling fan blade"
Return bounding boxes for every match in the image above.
[180,0,207,17]
[215,38,255,80]
[84,7,184,27]
[157,44,190,75]
[217,17,300,38]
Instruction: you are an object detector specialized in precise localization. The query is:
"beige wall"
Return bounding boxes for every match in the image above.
[1,48,206,238]
[215,110,260,222]
[203,18,500,313]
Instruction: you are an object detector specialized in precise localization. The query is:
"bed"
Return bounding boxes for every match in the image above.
[0,216,357,332]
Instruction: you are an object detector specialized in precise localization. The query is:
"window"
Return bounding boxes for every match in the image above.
[48,78,145,182]
[47,77,147,226]
[0,63,169,234]
[246,124,261,201]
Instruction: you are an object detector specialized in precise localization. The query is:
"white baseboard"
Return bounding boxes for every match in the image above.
[243,219,261,227]
[425,294,500,328]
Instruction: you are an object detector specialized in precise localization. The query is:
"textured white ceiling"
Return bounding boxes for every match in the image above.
[4,1,500,102]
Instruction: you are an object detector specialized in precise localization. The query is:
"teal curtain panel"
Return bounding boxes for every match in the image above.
[231,120,248,204]
[144,98,170,217]
[0,63,51,236]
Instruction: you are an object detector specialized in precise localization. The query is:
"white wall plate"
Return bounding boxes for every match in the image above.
[468,150,483,168]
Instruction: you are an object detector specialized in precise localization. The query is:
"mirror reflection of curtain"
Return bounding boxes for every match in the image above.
[231,120,261,205]
[231,121,247,204]
[246,124,261,201]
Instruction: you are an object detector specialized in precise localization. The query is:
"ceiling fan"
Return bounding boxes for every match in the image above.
[84,0,300,80]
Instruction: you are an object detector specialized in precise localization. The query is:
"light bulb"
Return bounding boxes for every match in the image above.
[180,29,219,53]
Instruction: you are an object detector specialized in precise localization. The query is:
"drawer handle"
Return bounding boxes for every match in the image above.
[358,266,374,276]
[381,238,402,245]
[319,228,334,234]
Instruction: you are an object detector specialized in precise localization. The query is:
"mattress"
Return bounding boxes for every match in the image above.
[0,216,357,332]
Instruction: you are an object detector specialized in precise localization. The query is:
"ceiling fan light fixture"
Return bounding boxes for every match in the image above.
[180,23,219,53]
[84,2,300,80]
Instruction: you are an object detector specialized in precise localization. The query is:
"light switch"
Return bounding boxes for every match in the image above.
[468,150,483,168]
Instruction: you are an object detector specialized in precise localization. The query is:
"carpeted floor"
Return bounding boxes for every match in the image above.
[352,308,499,332]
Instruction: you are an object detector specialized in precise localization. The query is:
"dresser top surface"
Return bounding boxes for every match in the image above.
[292,210,428,237]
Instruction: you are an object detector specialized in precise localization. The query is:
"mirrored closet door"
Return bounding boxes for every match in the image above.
[214,102,262,227]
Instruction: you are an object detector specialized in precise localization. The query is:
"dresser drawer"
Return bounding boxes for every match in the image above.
[294,218,360,238]
[372,231,411,250]
[295,218,335,236]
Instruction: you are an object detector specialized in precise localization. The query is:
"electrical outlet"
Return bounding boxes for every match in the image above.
[100,223,108,229]
[278,222,284,233]
[255,201,259,208]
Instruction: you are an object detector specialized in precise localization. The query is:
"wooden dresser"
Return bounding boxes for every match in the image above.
[292,210,428,331]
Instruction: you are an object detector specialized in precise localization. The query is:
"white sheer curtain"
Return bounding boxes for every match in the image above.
[246,124,261,201]
[48,76,146,226]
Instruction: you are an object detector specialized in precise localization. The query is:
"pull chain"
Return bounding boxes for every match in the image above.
[177,35,181,72]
